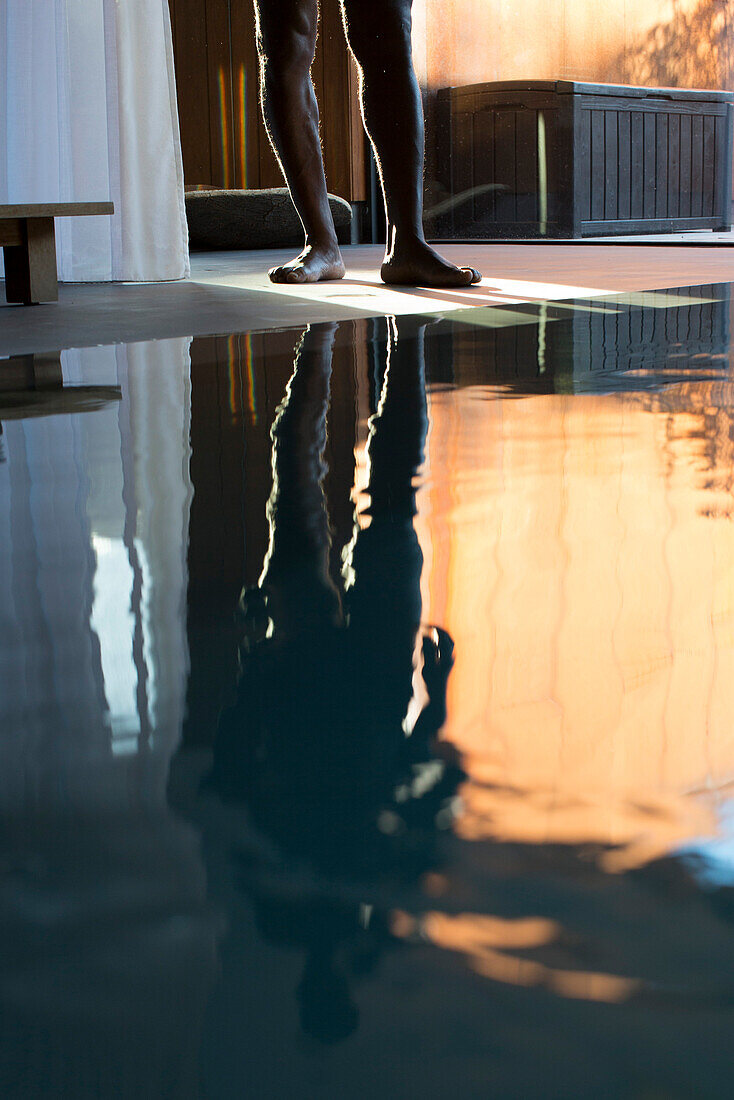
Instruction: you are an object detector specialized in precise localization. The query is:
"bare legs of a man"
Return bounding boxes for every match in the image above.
[255,0,346,283]
[254,0,481,287]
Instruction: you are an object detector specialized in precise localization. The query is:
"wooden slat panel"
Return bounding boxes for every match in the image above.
[679,112,692,219]
[703,114,716,217]
[170,0,213,185]
[314,0,350,199]
[472,108,495,226]
[451,107,474,229]
[582,216,721,234]
[550,99,575,235]
[617,110,631,221]
[576,108,592,222]
[246,2,284,192]
[468,112,479,227]
[713,114,726,223]
[228,0,263,188]
[643,111,656,220]
[347,57,366,202]
[514,108,537,223]
[320,0,365,202]
[723,105,734,227]
[590,109,605,221]
[604,110,618,220]
[629,112,644,221]
[691,113,704,217]
[493,109,516,223]
[655,112,668,219]
[667,112,680,220]
[205,0,234,189]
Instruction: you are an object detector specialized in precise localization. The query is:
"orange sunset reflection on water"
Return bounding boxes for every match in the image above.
[415,379,734,872]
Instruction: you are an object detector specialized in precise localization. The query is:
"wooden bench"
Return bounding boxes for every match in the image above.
[0,350,122,418]
[0,202,114,305]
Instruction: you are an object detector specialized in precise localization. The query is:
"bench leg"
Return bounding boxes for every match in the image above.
[0,352,62,392]
[3,218,59,305]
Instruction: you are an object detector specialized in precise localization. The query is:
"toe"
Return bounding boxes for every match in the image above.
[285,267,307,284]
[462,267,482,285]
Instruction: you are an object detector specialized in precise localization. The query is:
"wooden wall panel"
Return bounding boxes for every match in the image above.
[168,0,366,200]
[204,0,232,188]
[229,0,280,188]
[168,0,212,184]
[312,2,366,201]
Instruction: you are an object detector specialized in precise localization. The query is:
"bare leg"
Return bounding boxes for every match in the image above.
[340,0,481,287]
[255,0,346,283]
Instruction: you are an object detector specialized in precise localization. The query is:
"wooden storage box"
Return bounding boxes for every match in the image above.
[435,81,734,238]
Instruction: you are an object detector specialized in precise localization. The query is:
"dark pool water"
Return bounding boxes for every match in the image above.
[3,285,734,1098]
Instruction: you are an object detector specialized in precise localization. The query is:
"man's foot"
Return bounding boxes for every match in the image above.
[269,243,346,284]
[381,241,481,287]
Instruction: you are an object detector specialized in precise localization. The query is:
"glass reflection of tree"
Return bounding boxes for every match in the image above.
[209,318,463,1044]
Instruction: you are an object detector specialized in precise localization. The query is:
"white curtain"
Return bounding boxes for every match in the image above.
[0,0,189,282]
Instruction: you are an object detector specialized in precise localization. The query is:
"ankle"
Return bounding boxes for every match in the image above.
[386,226,428,255]
[305,234,341,256]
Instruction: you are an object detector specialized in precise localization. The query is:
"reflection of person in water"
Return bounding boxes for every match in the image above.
[208,317,462,1043]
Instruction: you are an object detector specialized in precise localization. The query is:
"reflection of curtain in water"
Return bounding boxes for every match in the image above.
[0,339,215,1098]
[0,372,104,810]
[124,338,195,800]
[0,339,193,809]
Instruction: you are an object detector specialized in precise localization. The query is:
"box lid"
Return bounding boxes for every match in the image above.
[440,80,733,103]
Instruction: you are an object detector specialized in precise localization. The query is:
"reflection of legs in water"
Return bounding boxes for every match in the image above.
[348,317,428,667]
[365,316,429,515]
[247,322,342,639]
[214,321,342,806]
[348,317,460,812]
[340,0,481,288]
[254,0,346,285]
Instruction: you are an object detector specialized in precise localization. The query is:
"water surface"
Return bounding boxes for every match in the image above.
[3,286,734,1098]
